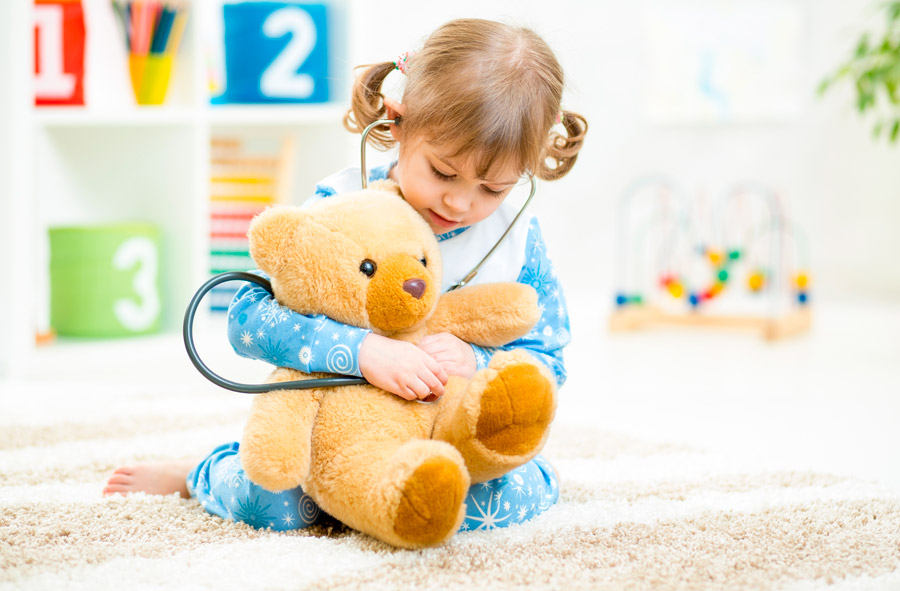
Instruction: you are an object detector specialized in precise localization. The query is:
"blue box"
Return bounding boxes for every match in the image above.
[216,2,329,104]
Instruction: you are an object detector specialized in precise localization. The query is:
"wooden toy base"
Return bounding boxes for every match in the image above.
[609,306,812,341]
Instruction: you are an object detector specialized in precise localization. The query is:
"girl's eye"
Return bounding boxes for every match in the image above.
[481,185,506,197]
[359,259,377,277]
[430,165,454,181]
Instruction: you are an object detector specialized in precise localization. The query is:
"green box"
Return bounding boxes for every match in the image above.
[49,223,162,338]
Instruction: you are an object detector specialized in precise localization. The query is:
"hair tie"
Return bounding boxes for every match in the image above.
[555,111,564,125]
[393,51,413,75]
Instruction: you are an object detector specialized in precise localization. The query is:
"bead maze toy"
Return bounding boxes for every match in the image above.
[609,176,812,340]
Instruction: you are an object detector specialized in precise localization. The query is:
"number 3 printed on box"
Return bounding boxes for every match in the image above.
[220,3,329,104]
[113,237,160,333]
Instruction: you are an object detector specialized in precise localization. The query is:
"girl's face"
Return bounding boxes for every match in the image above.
[390,136,521,235]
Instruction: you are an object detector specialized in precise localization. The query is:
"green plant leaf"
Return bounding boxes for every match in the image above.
[856,34,871,58]
[873,120,884,137]
[821,2,900,144]
[888,1,900,21]
[887,79,899,103]
[856,80,876,111]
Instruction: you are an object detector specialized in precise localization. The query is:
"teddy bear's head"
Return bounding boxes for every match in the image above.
[248,181,442,336]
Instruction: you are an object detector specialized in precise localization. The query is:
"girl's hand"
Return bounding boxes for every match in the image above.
[359,333,448,401]
[417,333,477,380]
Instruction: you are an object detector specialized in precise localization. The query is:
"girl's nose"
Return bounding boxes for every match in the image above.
[442,189,472,214]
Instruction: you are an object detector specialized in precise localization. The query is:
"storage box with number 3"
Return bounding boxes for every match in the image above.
[49,224,162,338]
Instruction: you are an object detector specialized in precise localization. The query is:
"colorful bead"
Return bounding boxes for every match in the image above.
[748,271,765,292]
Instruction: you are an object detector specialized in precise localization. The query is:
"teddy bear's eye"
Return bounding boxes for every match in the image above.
[359,259,377,277]
[419,257,427,268]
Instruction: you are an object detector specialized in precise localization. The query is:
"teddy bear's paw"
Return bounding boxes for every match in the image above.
[486,348,540,372]
[476,353,557,459]
[393,455,468,547]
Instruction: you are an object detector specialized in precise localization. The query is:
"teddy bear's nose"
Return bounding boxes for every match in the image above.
[403,279,426,299]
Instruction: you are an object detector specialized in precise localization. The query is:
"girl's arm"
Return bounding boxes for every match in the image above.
[227,275,446,399]
[226,171,445,400]
[227,275,370,376]
[471,219,570,387]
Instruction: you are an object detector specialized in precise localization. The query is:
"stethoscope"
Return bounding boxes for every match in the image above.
[183,118,535,394]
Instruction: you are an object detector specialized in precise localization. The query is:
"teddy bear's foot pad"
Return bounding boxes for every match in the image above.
[394,456,467,546]
[476,362,554,457]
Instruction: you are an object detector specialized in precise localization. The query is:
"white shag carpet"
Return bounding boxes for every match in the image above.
[2,300,899,590]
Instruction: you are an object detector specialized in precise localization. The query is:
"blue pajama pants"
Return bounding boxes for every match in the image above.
[187,442,559,532]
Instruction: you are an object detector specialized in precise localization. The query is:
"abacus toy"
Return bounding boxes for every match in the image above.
[609,177,812,341]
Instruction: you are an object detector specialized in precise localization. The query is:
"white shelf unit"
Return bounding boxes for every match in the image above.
[0,0,360,378]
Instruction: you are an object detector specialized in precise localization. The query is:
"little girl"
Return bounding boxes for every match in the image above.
[105,18,587,533]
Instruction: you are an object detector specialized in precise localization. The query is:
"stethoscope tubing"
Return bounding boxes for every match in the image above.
[359,118,536,291]
[186,120,536,394]
[182,271,368,393]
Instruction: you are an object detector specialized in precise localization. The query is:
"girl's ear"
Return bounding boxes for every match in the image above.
[384,97,406,140]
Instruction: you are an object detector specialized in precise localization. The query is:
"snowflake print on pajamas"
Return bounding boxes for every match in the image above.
[257,339,291,367]
[466,489,511,530]
[258,299,290,326]
[298,346,313,367]
[232,496,274,529]
[520,262,552,296]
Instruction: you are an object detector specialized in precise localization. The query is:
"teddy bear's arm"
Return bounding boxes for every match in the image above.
[426,283,540,347]
[239,369,323,492]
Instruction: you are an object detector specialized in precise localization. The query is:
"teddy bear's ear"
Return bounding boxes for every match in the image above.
[367,179,403,198]
[248,206,309,276]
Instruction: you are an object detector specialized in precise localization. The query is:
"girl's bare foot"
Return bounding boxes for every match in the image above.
[103,460,199,498]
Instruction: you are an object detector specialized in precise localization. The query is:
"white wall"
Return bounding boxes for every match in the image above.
[0,0,9,376]
[349,0,900,303]
[0,0,35,377]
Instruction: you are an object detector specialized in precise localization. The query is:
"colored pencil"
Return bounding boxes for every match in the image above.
[111,1,188,58]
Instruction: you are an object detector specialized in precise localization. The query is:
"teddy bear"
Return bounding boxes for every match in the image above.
[238,180,558,549]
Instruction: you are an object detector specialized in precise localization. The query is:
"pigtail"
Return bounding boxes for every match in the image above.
[536,110,588,181]
[343,61,399,150]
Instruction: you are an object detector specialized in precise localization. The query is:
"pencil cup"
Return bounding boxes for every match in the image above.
[49,224,162,338]
[129,54,174,105]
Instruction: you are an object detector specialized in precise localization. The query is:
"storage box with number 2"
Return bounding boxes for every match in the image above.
[215,2,329,104]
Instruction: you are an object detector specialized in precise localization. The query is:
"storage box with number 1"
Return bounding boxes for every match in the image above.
[214,2,330,104]
[49,224,162,338]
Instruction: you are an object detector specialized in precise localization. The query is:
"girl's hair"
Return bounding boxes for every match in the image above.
[344,18,587,181]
